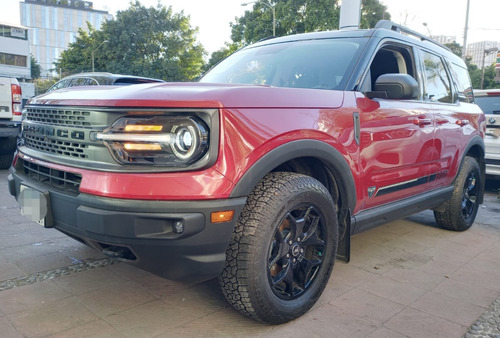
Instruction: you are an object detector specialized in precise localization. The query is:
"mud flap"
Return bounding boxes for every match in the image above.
[336,208,351,263]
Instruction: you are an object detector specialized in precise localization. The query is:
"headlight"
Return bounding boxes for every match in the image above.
[94,116,209,166]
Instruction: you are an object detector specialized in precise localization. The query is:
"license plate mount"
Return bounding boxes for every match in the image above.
[19,185,54,227]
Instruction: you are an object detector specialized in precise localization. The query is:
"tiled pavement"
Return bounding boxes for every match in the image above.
[1,169,499,337]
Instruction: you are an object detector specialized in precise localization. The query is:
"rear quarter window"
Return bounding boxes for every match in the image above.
[449,62,474,103]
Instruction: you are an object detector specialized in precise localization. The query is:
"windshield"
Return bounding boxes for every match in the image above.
[200,38,362,90]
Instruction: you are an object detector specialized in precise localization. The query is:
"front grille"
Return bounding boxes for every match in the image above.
[24,107,92,127]
[23,160,82,194]
[24,133,88,158]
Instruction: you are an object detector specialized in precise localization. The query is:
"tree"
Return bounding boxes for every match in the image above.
[360,0,389,29]
[30,55,41,79]
[203,42,241,74]
[33,78,58,95]
[444,41,462,58]
[55,1,206,81]
[54,23,99,77]
[231,0,390,45]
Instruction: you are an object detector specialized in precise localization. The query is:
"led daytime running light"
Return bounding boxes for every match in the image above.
[124,125,163,132]
[124,143,162,151]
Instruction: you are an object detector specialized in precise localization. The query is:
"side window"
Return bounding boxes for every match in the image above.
[449,62,474,103]
[360,44,417,94]
[421,51,452,103]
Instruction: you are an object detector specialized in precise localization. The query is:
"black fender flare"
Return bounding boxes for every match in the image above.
[459,134,486,204]
[229,139,357,212]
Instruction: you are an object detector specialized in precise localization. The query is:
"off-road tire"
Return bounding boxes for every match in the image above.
[0,153,14,169]
[434,156,482,231]
[0,136,17,169]
[219,172,338,324]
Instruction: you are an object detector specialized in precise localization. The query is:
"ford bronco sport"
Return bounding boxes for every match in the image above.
[8,21,485,324]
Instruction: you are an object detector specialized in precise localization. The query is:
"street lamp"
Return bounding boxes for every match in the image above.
[91,40,109,72]
[481,47,498,89]
[241,1,276,36]
[422,23,432,37]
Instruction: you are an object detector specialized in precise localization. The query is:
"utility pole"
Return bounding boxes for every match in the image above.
[339,0,362,30]
[462,0,470,60]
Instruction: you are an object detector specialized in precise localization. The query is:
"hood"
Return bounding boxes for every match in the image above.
[28,82,344,109]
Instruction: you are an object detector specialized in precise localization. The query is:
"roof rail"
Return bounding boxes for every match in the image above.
[374,20,451,52]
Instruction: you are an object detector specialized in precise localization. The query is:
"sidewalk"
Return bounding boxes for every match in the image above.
[0,169,499,337]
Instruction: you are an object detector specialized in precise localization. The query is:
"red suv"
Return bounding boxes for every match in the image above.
[8,21,485,324]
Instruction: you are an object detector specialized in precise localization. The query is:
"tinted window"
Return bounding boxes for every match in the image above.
[449,62,473,103]
[475,96,500,114]
[201,39,362,90]
[422,51,452,103]
[71,77,99,86]
[362,45,417,94]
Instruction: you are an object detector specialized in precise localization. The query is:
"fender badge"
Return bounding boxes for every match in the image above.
[368,186,376,198]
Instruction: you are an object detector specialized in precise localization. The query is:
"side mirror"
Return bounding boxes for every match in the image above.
[368,73,419,100]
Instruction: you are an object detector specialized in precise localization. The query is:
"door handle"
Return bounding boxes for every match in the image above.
[412,118,432,126]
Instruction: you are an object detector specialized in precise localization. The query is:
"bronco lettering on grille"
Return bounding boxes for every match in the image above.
[23,124,85,141]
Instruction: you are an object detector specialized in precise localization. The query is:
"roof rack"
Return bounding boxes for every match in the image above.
[374,20,451,52]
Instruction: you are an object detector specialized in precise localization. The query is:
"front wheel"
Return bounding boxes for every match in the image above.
[219,172,338,324]
[434,156,482,231]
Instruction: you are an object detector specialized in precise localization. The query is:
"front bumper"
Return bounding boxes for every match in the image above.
[8,164,246,284]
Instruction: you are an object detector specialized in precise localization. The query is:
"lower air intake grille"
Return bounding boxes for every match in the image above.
[23,160,82,194]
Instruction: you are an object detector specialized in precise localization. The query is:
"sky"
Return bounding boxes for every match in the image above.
[0,0,499,54]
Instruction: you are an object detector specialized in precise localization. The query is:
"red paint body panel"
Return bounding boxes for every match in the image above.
[29,82,344,109]
[19,83,485,212]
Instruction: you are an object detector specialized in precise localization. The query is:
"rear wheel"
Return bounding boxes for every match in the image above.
[434,156,482,231]
[219,172,338,324]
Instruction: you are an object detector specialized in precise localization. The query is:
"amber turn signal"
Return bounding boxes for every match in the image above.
[211,210,235,223]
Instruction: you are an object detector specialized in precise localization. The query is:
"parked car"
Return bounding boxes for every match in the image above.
[0,76,22,169]
[8,20,486,324]
[474,89,500,177]
[46,72,164,92]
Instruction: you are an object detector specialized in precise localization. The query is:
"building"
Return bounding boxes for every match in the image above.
[466,41,500,69]
[20,0,111,77]
[0,22,30,80]
[0,22,35,104]
[430,35,457,46]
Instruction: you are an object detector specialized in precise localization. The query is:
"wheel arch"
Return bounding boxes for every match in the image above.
[229,139,356,262]
[229,140,356,210]
[461,135,486,204]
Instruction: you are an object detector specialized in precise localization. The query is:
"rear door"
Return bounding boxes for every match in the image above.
[420,50,481,185]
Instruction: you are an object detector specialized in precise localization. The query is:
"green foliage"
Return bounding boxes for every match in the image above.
[54,23,98,77]
[360,0,390,29]
[33,78,58,95]
[443,42,500,90]
[55,1,206,81]
[203,43,241,74]
[444,41,463,58]
[231,0,389,45]
[477,64,500,89]
[30,55,41,80]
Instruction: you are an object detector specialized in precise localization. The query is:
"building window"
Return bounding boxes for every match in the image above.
[0,25,28,40]
[0,52,28,67]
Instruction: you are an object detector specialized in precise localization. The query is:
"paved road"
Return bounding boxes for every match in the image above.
[1,168,499,337]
